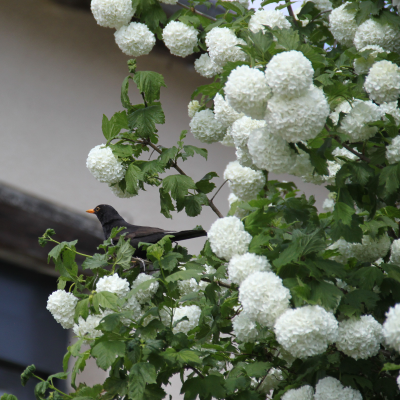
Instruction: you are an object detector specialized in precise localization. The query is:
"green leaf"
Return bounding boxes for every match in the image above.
[299,44,327,69]
[141,1,167,31]
[162,175,197,200]
[356,1,382,24]
[74,298,89,322]
[143,385,167,400]
[21,365,36,386]
[133,71,166,104]
[71,352,90,389]
[92,340,126,370]
[128,104,165,137]
[125,163,144,195]
[121,76,133,109]
[165,269,201,283]
[48,240,77,263]
[1,394,18,400]
[181,375,226,400]
[128,375,146,400]
[243,362,272,377]
[94,291,119,310]
[175,350,202,365]
[47,372,69,381]
[183,194,209,217]
[272,28,300,50]
[159,187,174,219]
[115,239,135,268]
[159,146,178,165]
[74,385,103,399]
[131,362,157,384]
[315,73,334,86]
[333,202,355,226]
[102,112,129,141]
[196,172,218,194]
[382,363,400,372]
[182,145,208,161]
[349,267,384,290]
[34,381,49,400]
[110,144,133,158]
[379,164,400,197]
[82,253,108,270]
[308,280,343,310]
[340,289,380,312]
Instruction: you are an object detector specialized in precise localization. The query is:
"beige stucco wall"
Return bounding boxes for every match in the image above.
[0,0,327,394]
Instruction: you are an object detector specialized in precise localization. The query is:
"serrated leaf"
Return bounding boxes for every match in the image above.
[159,146,178,165]
[1,394,18,400]
[333,202,355,226]
[34,381,49,400]
[182,145,208,160]
[272,28,300,50]
[243,362,272,377]
[94,291,119,310]
[162,175,196,201]
[175,350,202,365]
[356,1,382,24]
[340,289,380,312]
[125,163,144,195]
[92,340,125,370]
[133,71,166,104]
[121,76,132,109]
[21,365,36,386]
[382,363,400,372]
[308,280,343,310]
[330,215,363,243]
[82,253,109,270]
[184,194,208,217]
[159,187,174,219]
[115,239,135,268]
[131,363,157,384]
[379,164,400,197]
[165,269,201,283]
[128,104,165,137]
[74,298,89,322]
[299,44,327,69]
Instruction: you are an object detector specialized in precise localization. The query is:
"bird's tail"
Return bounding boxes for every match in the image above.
[170,230,207,242]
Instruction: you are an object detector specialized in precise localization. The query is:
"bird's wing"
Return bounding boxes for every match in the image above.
[115,226,176,241]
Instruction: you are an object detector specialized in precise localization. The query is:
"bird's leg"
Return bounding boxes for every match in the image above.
[132,257,148,272]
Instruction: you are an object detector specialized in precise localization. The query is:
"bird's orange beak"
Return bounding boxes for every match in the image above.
[86,209,95,214]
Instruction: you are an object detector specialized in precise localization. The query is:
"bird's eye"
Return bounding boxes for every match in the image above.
[95,207,100,212]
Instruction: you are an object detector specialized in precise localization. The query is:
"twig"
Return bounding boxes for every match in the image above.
[185,365,205,378]
[286,0,300,28]
[211,179,228,202]
[177,2,217,22]
[310,9,332,22]
[201,277,234,290]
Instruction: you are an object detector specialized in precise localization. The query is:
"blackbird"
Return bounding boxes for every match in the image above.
[86,204,207,258]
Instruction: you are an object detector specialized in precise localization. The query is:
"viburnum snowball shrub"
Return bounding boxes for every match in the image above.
[96,273,130,298]
[256,368,284,394]
[109,183,135,198]
[73,311,111,342]
[235,147,255,168]
[224,65,272,120]
[282,385,314,400]
[336,315,383,360]
[228,253,271,285]
[353,19,400,53]
[228,193,249,219]
[386,136,400,165]
[91,0,136,29]
[187,100,200,118]
[162,21,198,57]
[239,271,291,327]
[314,377,362,400]
[114,22,156,57]
[329,234,390,264]
[47,290,78,329]
[223,160,266,201]
[248,126,297,173]
[86,144,125,184]
[120,295,141,325]
[274,305,338,358]
[383,303,400,351]
[194,53,223,78]
[265,86,329,142]
[264,51,314,98]
[232,311,259,342]
[205,27,247,67]
[131,273,159,304]
[189,109,226,143]
[310,0,332,11]
[208,216,252,260]
[338,100,383,142]
[381,101,400,125]
[323,147,358,183]
[329,100,352,125]
[220,128,235,147]
[178,277,207,296]
[248,9,290,33]
[213,93,244,128]
[390,239,400,265]
[353,45,386,75]
[230,116,266,150]
[328,3,357,47]
[172,305,201,334]
[364,60,400,104]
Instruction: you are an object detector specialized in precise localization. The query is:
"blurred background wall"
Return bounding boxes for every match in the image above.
[0,0,327,397]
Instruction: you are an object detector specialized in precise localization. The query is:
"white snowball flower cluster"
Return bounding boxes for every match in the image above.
[47,290,78,329]
[131,273,159,304]
[381,101,400,125]
[224,65,272,120]
[274,305,338,358]
[383,303,400,351]
[228,193,249,219]
[235,147,255,168]
[208,216,252,260]
[336,315,383,360]
[239,271,291,327]
[323,147,358,183]
[162,21,198,57]
[213,93,244,129]
[73,311,111,342]
[338,100,383,142]
[109,183,134,198]
[114,22,156,57]
[158,0,178,3]
[282,385,314,400]
[330,234,390,264]
[230,116,266,149]
[291,152,325,185]
[257,368,284,394]
[364,60,400,104]
[390,238,400,265]
[96,273,130,298]
[248,127,297,173]
[353,45,386,75]
[265,51,314,99]
[228,253,271,285]
[232,311,259,342]
[329,100,352,125]
[328,3,357,47]
[265,86,329,142]
[188,100,200,118]
[120,295,142,325]
[194,53,223,78]
[309,0,332,11]
[205,27,246,67]
[315,377,362,400]
[172,305,201,334]
[398,374,400,390]
[178,278,207,296]
[190,109,226,143]
[86,144,125,184]
[386,136,400,165]
[248,9,290,33]
[354,19,400,53]
[323,196,335,212]
[224,160,266,201]
[91,0,135,29]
